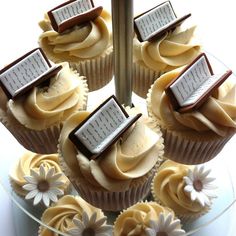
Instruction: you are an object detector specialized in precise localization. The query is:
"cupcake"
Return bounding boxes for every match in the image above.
[0,62,88,154]
[133,25,201,98]
[38,6,113,91]
[152,160,217,220]
[58,104,164,211]
[114,201,185,236]
[9,151,70,207]
[147,68,236,164]
[39,195,112,236]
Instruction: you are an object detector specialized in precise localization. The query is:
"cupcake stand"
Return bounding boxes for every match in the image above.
[0,0,236,235]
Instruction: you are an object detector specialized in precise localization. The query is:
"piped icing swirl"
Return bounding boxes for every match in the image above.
[39,9,112,62]
[40,195,104,236]
[134,26,201,72]
[113,202,174,236]
[9,151,69,197]
[148,68,236,137]
[59,108,164,192]
[152,160,210,216]
[7,62,87,130]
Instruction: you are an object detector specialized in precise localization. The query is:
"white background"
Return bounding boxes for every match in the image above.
[0,0,236,235]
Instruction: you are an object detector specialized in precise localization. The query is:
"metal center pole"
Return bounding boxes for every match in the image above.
[111,0,133,106]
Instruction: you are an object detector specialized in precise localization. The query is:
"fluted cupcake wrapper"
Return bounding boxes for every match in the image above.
[40,40,113,92]
[69,49,113,91]
[146,85,235,165]
[58,150,160,212]
[132,63,162,98]
[1,120,63,154]
[0,76,88,154]
[70,174,153,212]
[161,128,235,165]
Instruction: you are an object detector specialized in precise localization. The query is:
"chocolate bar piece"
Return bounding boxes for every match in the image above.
[165,53,232,113]
[69,95,142,159]
[48,0,103,33]
[134,1,191,42]
[0,48,62,99]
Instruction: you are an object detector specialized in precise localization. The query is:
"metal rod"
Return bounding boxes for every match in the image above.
[111,0,133,106]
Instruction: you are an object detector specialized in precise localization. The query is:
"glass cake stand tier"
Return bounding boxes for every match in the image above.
[1,133,236,236]
[1,52,236,236]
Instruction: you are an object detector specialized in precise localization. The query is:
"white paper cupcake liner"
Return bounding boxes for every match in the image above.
[58,151,158,212]
[161,128,235,164]
[69,49,113,91]
[70,173,153,212]
[146,87,235,165]
[2,122,63,154]
[0,74,88,154]
[133,63,162,98]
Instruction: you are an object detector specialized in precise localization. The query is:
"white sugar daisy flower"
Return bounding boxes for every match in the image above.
[23,164,64,207]
[183,165,217,207]
[145,213,186,236]
[67,211,112,236]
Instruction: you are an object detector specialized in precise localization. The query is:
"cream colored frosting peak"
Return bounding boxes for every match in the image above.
[152,160,210,216]
[149,68,236,136]
[113,202,174,236]
[40,195,104,236]
[8,62,87,130]
[39,9,112,61]
[59,109,164,192]
[9,151,69,197]
[134,26,201,71]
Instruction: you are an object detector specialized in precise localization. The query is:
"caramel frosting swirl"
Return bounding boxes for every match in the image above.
[40,195,104,236]
[9,151,69,197]
[152,160,208,216]
[7,62,87,130]
[134,26,201,72]
[148,68,236,137]
[114,202,174,236]
[59,109,164,192]
[39,9,112,62]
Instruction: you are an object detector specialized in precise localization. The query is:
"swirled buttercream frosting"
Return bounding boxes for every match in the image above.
[113,202,175,236]
[39,9,112,62]
[134,26,201,72]
[152,160,211,216]
[59,108,164,192]
[10,151,69,197]
[148,68,236,137]
[7,62,87,130]
[40,195,104,236]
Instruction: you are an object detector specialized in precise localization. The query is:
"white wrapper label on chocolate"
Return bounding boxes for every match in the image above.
[69,95,142,159]
[166,53,232,112]
[52,0,93,25]
[134,1,191,42]
[47,0,102,33]
[0,48,61,98]
[170,56,211,106]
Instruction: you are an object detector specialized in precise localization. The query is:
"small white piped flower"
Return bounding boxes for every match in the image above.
[183,165,217,207]
[23,164,64,207]
[67,211,112,236]
[145,213,186,236]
